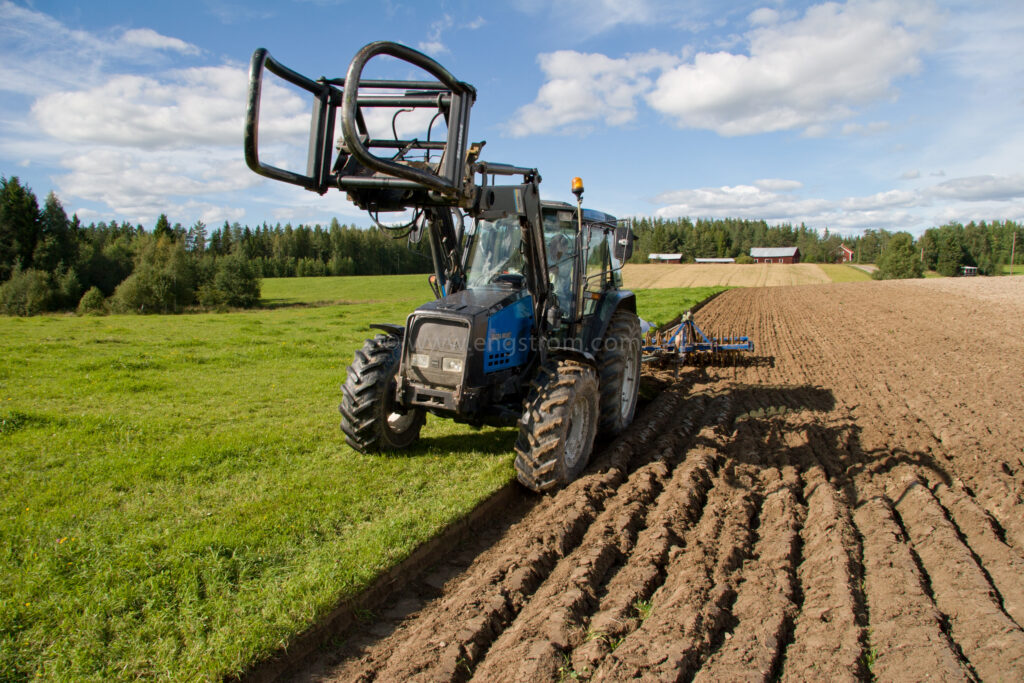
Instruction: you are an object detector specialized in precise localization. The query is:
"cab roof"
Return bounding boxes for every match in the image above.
[540,200,617,225]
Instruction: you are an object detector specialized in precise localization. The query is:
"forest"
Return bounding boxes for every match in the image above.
[1,175,1021,315]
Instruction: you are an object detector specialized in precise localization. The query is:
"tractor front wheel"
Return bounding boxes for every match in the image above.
[514,359,600,493]
[340,334,425,452]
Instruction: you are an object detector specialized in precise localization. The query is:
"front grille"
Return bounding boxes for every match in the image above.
[406,318,470,388]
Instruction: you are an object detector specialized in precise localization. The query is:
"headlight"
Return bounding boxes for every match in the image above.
[442,357,463,373]
[410,353,430,368]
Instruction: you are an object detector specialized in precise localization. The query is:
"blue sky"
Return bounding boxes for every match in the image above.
[0,0,1022,236]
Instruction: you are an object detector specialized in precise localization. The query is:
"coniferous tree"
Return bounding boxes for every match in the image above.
[33,191,76,272]
[153,213,173,241]
[0,176,41,278]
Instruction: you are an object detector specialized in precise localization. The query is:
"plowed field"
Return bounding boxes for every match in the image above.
[622,263,832,288]
[292,276,1024,682]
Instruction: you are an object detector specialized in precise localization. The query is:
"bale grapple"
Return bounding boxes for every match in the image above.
[642,310,753,368]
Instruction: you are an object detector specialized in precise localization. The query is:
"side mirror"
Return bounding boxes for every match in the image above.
[613,224,634,262]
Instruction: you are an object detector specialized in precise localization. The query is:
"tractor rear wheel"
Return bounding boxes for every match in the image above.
[597,309,642,435]
[514,359,600,493]
[339,333,425,452]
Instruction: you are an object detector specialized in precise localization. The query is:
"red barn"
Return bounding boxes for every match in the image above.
[750,247,800,264]
[838,244,855,262]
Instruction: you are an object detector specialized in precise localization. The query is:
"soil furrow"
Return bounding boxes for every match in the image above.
[568,448,719,676]
[885,466,1024,678]
[320,470,619,683]
[692,470,804,683]
[590,465,760,681]
[851,488,972,682]
[468,461,668,682]
[780,465,863,682]
[925,476,1024,625]
[471,394,721,681]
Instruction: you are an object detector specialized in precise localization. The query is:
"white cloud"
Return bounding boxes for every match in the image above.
[417,40,448,56]
[119,28,201,55]
[0,2,324,226]
[652,173,1024,234]
[360,105,440,140]
[754,178,802,192]
[654,183,833,222]
[31,66,272,149]
[418,14,453,56]
[506,50,679,137]
[747,8,779,26]
[647,0,936,136]
[900,169,921,179]
[926,175,1024,202]
[509,0,937,139]
[53,147,260,219]
[0,1,203,96]
[840,189,918,210]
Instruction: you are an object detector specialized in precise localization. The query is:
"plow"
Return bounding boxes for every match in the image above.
[642,310,754,369]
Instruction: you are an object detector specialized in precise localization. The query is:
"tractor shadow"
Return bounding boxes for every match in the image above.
[678,374,957,498]
[389,424,518,459]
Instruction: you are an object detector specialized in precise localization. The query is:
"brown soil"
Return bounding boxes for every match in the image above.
[290,276,1024,682]
[622,262,831,288]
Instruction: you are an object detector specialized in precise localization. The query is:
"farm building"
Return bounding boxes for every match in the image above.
[648,253,683,264]
[838,244,855,262]
[750,247,800,264]
[695,257,736,264]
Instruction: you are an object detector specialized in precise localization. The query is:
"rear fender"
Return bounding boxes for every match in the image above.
[581,290,637,353]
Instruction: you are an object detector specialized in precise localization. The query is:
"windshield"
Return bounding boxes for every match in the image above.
[464,217,524,288]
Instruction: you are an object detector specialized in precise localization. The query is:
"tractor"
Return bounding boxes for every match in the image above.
[244,41,641,491]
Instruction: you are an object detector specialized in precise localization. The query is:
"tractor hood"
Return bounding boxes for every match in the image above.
[400,285,534,413]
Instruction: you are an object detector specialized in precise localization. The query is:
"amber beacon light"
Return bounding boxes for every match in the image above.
[571,176,584,198]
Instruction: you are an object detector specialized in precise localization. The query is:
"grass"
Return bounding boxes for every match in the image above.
[633,598,653,621]
[261,273,433,306]
[633,286,727,327]
[818,264,873,283]
[0,275,717,681]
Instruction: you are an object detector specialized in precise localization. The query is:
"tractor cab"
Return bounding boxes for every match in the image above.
[462,202,630,324]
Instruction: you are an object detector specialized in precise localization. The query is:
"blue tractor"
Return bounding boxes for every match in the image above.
[245,42,641,491]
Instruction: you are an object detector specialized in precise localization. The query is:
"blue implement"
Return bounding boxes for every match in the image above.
[642,311,753,363]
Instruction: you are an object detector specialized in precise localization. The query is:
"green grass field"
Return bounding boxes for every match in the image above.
[633,286,727,327]
[0,275,718,681]
[818,264,873,283]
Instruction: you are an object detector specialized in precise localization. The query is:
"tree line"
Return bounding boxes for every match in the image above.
[0,176,432,315]
[627,216,1022,279]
